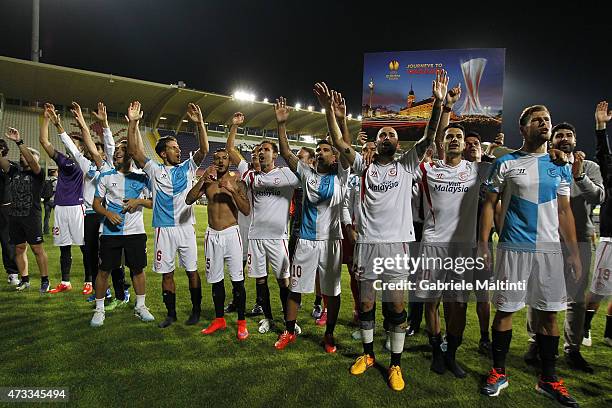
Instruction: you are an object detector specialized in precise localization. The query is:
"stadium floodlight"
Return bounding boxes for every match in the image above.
[159,116,167,120]
[347,113,353,119]
[307,105,313,111]
[233,90,256,102]
[320,108,325,114]
[263,98,269,103]
[357,115,362,121]
[295,103,302,110]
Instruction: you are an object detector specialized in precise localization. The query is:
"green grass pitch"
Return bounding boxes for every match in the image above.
[1,206,610,407]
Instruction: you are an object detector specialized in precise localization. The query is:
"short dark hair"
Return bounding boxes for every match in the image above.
[259,139,278,153]
[519,105,549,126]
[300,146,315,159]
[551,122,576,137]
[0,139,8,157]
[443,123,465,133]
[316,139,332,148]
[465,131,481,141]
[155,136,177,156]
[214,148,228,155]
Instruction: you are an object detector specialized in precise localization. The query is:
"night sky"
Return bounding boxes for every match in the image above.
[0,1,609,155]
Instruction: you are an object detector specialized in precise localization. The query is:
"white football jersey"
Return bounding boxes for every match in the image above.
[352,150,419,243]
[238,160,299,239]
[416,159,491,245]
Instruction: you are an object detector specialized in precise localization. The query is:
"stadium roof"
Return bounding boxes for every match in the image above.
[0,55,362,137]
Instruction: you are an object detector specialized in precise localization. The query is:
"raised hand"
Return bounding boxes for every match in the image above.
[493,132,504,147]
[91,102,108,124]
[5,127,21,142]
[549,148,570,166]
[186,103,204,123]
[596,101,611,127]
[445,83,461,107]
[202,165,217,184]
[70,102,88,129]
[44,103,61,125]
[332,90,346,120]
[274,97,290,124]
[232,112,245,127]
[432,69,449,101]
[127,101,143,122]
[357,131,368,146]
[313,82,333,109]
[572,150,586,178]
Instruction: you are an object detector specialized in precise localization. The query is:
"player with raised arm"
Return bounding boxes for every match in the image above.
[1,128,49,293]
[127,101,209,328]
[40,104,87,294]
[274,92,348,353]
[584,101,612,348]
[479,105,581,407]
[185,150,250,340]
[323,71,447,391]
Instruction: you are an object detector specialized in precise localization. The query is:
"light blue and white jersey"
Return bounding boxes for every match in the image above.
[296,161,348,241]
[95,169,149,235]
[143,156,198,228]
[486,151,572,252]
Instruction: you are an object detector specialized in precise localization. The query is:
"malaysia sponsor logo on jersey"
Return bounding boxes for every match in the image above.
[433,181,468,193]
[254,188,281,197]
[368,180,399,192]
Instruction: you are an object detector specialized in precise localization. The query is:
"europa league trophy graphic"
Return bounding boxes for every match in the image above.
[459,58,487,116]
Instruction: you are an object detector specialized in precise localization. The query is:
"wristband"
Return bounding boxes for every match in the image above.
[15,140,24,146]
[574,173,586,182]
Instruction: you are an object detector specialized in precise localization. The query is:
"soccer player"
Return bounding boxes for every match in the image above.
[322,70,447,391]
[226,110,300,334]
[0,127,49,293]
[40,103,87,294]
[186,151,250,340]
[0,138,19,286]
[61,102,128,305]
[479,105,581,407]
[524,120,603,373]
[584,101,612,348]
[274,92,348,354]
[127,101,209,328]
[415,122,492,378]
[90,137,154,327]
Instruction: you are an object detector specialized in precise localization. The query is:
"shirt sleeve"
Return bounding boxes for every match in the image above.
[485,160,505,193]
[95,175,107,199]
[352,152,365,174]
[142,158,156,180]
[336,160,349,186]
[557,164,572,196]
[282,167,301,187]
[296,160,309,179]
[237,160,249,178]
[187,153,198,175]
[59,132,90,174]
[102,127,115,163]
[397,148,419,173]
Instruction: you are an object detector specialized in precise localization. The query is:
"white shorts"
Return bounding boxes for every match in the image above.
[492,249,567,313]
[247,239,290,280]
[414,243,475,302]
[590,241,612,296]
[354,242,411,281]
[53,204,85,246]
[153,225,198,274]
[204,225,244,284]
[289,239,341,296]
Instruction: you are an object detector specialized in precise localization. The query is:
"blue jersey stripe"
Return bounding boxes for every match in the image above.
[153,189,175,227]
[301,199,318,240]
[103,201,125,235]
